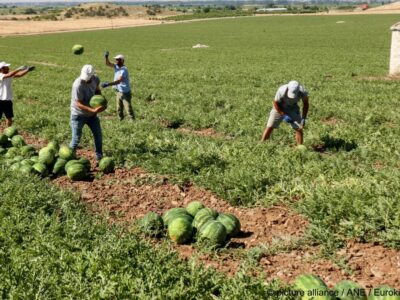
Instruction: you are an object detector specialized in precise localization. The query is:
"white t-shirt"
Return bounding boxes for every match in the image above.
[0,73,13,101]
[274,83,308,110]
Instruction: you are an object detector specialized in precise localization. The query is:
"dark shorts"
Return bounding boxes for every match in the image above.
[0,101,13,119]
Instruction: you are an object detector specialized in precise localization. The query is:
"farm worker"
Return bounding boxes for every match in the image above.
[261,80,309,145]
[70,64,105,162]
[0,62,35,127]
[101,51,135,121]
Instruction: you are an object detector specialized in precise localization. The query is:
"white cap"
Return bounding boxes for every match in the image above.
[287,80,300,99]
[113,54,125,60]
[0,61,11,69]
[80,64,95,81]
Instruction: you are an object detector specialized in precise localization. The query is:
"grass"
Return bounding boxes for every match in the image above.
[0,14,399,252]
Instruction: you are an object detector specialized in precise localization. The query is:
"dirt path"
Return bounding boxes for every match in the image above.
[8,126,399,289]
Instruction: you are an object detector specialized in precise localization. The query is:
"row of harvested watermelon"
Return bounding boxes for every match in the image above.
[139,201,241,248]
[294,274,399,300]
[0,126,115,180]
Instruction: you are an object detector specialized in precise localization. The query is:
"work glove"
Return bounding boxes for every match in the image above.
[27,66,35,72]
[104,51,109,59]
[101,82,109,88]
[283,114,293,123]
[301,118,306,127]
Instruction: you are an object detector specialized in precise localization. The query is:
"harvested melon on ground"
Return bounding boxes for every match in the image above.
[98,157,114,174]
[66,162,88,181]
[4,126,18,138]
[163,208,192,227]
[58,145,75,161]
[193,208,218,229]
[139,212,164,237]
[217,213,241,237]
[293,274,334,300]
[168,217,193,244]
[186,201,204,217]
[334,280,366,300]
[197,220,227,248]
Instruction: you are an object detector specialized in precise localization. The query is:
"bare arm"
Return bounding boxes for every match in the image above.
[273,101,285,116]
[106,75,123,87]
[13,69,30,78]
[2,69,23,79]
[105,57,114,68]
[302,96,309,118]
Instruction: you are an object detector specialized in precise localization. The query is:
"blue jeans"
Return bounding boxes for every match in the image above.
[69,114,102,160]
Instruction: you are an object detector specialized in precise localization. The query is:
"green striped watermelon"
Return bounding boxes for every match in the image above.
[294,274,334,300]
[168,217,193,244]
[139,212,164,237]
[197,220,227,248]
[66,163,87,181]
[193,208,217,229]
[217,213,241,237]
[186,201,205,217]
[162,208,192,227]
[4,126,18,138]
[58,145,75,161]
[98,157,115,174]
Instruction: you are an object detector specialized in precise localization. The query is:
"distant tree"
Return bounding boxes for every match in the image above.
[203,7,210,13]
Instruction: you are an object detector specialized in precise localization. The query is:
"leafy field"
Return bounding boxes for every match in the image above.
[0,14,399,291]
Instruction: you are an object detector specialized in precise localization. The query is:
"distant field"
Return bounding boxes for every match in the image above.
[1,14,399,249]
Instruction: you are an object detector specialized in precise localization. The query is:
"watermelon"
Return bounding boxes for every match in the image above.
[64,159,80,172]
[98,157,114,174]
[32,162,48,177]
[52,158,67,175]
[186,201,205,217]
[90,95,108,108]
[4,126,18,138]
[38,147,56,165]
[58,145,75,161]
[217,213,241,237]
[168,217,193,244]
[334,280,366,300]
[162,208,192,227]
[0,147,6,155]
[297,144,308,152]
[66,163,87,181]
[20,159,34,167]
[12,156,24,162]
[78,157,91,171]
[20,145,35,157]
[72,44,84,55]
[10,162,21,172]
[197,220,227,248]
[19,165,34,175]
[47,141,59,152]
[139,212,164,237]
[193,208,218,229]
[293,274,334,300]
[5,147,19,158]
[11,135,25,147]
[0,134,8,146]
[368,286,400,300]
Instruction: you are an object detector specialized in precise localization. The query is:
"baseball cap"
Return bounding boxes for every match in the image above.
[0,62,11,69]
[287,80,300,99]
[80,64,95,81]
[113,54,125,60]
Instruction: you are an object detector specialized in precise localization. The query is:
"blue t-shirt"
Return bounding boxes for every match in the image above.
[113,65,131,93]
[70,75,100,116]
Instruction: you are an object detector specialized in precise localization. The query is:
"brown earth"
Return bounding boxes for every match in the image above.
[3,126,400,288]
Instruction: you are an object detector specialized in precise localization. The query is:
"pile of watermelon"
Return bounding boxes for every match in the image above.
[0,126,115,181]
[139,200,241,248]
[293,274,400,300]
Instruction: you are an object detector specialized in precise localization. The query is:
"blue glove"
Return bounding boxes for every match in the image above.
[101,82,109,88]
[104,51,109,59]
[283,114,293,123]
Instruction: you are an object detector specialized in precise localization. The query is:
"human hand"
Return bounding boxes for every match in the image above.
[283,114,293,123]
[104,51,109,59]
[101,82,109,88]
[27,66,35,72]
[93,106,106,114]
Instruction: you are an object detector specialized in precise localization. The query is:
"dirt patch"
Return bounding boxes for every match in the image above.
[321,117,341,126]
[358,75,400,81]
[177,127,223,138]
